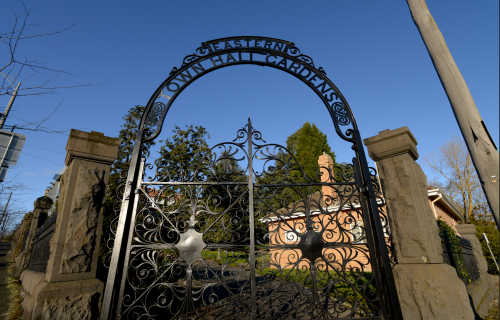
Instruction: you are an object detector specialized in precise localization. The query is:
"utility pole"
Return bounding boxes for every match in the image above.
[406,0,499,230]
[0,83,21,129]
[0,192,12,240]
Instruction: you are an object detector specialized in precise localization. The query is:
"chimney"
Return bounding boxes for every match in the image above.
[318,153,337,206]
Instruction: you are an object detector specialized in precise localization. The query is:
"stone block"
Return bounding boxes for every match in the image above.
[393,264,474,320]
[13,198,53,278]
[363,127,419,161]
[45,130,119,283]
[13,251,31,278]
[65,129,120,166]
[466,275,498,316]
[20,270,47,318]
[45,162,108,282]
[366,148,443,264]
[22,278,103,320]
[455,224,489,273]
[12,215,33,259]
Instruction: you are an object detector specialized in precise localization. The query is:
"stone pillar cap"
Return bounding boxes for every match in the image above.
[363,126,419,161]
[455,224,477,234]
[34,196,54,210]
[65,129,120,166]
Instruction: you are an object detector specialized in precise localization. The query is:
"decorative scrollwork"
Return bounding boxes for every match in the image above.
[143,102,167,140]
[112,122,395,319]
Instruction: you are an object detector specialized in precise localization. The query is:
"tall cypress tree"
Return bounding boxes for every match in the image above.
[256,122,337,217]
[293,122,336,181]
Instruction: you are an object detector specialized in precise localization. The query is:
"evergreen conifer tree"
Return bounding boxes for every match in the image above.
[293,122,336,181]
[256,122,337,217]
[155,125,211,182]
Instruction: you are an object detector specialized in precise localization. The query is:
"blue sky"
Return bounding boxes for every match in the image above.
[1,1,498,215]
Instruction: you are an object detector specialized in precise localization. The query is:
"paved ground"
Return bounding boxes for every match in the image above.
[0,242,12,317]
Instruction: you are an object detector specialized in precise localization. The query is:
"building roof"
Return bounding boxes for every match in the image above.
[427,188,464,222]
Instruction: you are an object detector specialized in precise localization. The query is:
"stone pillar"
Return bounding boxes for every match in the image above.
[12,213,33,259]
[455,224,497,316]
[26,130,119,320]
[13,197,53,278]
[364,127,474,320]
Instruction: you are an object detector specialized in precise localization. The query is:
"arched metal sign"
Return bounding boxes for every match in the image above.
[101,36,402,320]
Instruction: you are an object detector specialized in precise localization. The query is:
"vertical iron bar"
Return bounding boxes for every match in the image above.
[116,158,146,319]
[247,117,256,320]
[101,130,144,320]
[352,157,391,319]
[354,131,403,320]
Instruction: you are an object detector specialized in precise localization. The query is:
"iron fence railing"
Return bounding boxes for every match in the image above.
[440,232,480,285]
[28,211,58,273]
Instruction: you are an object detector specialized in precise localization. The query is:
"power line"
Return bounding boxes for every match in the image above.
[22,152,62,166]
[25,143,66,155]
[6,115,70,136]
[3,124,69,135]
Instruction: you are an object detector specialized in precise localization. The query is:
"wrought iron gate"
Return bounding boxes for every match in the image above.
[101,37,402,320]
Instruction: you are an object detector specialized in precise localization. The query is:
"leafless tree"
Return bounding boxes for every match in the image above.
[423,135,492,224]
[1,3,100,98]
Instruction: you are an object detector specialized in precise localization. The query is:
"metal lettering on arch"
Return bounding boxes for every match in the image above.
[101,36,403,320]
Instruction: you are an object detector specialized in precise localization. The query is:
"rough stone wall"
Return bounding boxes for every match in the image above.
[377,154,444,264]
[12,215,33,258]
[61,167,106,274]
[42,292,100,320]
[394,264,474,320]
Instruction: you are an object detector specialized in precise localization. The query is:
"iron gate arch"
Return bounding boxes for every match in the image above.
[101,36,402,320]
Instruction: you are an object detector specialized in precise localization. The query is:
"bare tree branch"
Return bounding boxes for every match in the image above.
[1,4,104,97]
[423,135,491,224]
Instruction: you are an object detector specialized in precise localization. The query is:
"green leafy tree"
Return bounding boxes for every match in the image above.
[472,212,499,275]
[476,225,499,275]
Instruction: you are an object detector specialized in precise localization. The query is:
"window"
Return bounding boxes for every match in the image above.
[350,221,367,244]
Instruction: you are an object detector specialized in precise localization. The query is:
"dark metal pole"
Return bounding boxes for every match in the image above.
[100,130,144,320]
[247,117,256,320]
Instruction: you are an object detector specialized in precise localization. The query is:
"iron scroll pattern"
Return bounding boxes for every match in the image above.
[115,122,394,319]
[138,37,355,144]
